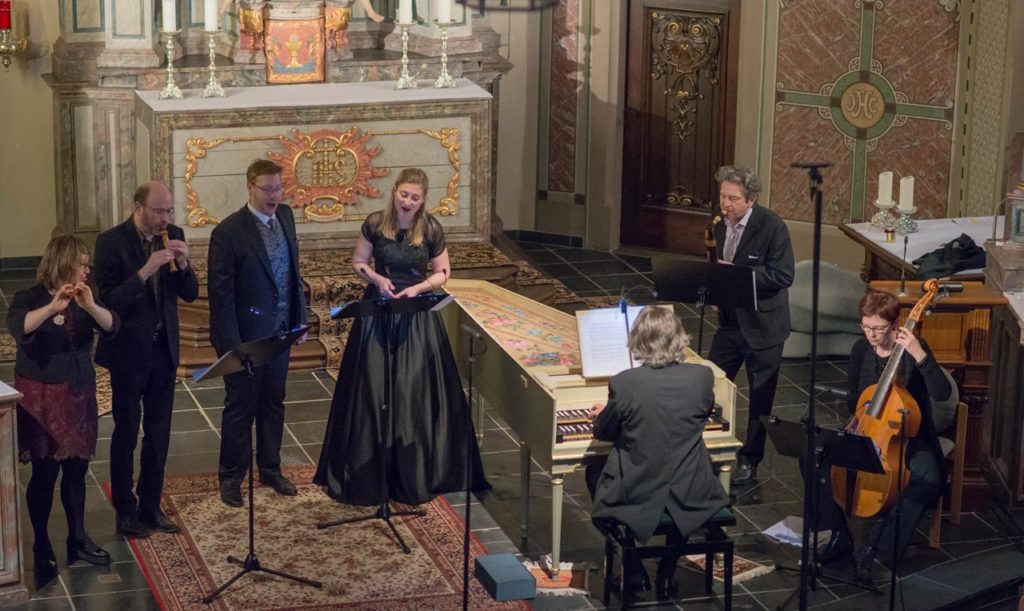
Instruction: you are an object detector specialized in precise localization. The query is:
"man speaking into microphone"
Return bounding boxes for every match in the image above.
[707,165,794,486]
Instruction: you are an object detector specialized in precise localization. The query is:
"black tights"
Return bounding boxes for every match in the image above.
[25,458,89,547]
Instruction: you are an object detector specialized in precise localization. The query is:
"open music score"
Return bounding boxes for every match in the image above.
[575,305,646,378]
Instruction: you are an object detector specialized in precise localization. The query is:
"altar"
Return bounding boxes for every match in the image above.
[135,78,492,253]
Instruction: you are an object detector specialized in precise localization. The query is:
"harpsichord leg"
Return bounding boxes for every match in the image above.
[519,441,530,546]
[550,476,565,578]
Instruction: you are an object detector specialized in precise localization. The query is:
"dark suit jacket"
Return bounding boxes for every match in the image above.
[714,204,794,349]
[93,218,199,370]
[591,363,729,542]
[207,204,307,356]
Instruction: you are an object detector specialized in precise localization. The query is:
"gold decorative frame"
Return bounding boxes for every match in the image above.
[183,128,462,226]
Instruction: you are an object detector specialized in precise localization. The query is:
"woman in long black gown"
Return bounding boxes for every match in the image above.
[315,168,486,506]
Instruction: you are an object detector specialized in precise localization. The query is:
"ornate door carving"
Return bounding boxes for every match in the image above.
[620,0,739,255]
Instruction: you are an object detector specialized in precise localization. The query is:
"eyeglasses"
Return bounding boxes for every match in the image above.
[251,183,284,194]
[859,324,892,334]
[147,207,175,216]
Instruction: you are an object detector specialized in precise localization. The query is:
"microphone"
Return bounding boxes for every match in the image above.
[934,282,965,293]
[898,235,909,297]
[618,286,627,313]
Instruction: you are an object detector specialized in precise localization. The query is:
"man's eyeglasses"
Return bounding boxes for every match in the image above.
[859,324,892,334]
[251,183,284,194]
[147,207,175,216]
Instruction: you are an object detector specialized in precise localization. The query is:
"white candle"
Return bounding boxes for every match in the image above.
[398,0,413,24]
[204,0,218,31]
[877,171,892,207]
[437,0,452,23]
[898,175,915,211]
[161,0,176,32]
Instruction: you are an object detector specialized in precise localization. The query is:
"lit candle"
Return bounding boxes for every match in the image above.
[437,0,452,23]
[398,0,413,24]
[161,0,176,32]
[204,0,218,31]
[877,171,892,207]
[898,176,915,212]
[0,0,13,31]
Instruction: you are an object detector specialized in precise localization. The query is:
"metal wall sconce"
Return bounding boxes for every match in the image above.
[0,0,28,72]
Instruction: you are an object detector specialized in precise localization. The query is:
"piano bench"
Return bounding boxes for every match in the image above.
[602,507,735,609]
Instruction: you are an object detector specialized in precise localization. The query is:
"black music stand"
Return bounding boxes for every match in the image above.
[316,293,455,554]
[651,258,756,354]
[764,416,884,609]
[195,326,321,604]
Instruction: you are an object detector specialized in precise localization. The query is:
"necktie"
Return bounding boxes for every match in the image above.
[267,217,277,233]
[723,226,742,262]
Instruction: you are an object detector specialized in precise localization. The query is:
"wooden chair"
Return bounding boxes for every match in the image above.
[928,401,967,548]
[602,507,735,609]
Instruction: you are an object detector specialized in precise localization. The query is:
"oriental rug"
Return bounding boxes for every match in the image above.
[124,465,530,610]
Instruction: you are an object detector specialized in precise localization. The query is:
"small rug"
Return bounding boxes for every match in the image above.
[522,557,594,596]
[124,465,529,610]
[682,553,774,585]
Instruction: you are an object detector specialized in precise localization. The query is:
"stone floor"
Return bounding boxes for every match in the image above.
[1,237,1023,610]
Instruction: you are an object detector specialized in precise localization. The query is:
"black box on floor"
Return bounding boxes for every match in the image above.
[474,554,536,601]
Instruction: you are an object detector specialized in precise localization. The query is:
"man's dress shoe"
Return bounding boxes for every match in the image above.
[731,462,757,485]
[139,509,180,534]
[116,513,152,538]
[817,529,853,564]
[220,481,243,507]
[259,471,298,496]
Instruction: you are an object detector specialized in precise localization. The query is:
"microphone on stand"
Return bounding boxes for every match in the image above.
[898,235,909,297]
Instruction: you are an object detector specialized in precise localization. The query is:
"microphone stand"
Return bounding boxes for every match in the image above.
[898,236,909,297]
[461,323,487,611]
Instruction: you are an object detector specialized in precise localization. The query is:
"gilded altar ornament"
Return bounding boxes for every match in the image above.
[649,12,721,141]
[239,4,265,52]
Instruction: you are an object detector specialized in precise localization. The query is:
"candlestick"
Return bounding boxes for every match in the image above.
[895,207,918,235]
[202,30,225,98]
[161,0,176,32]
[437,0,452,23]
[877,171,893,208]
[0,1,12,31]
[433,19,456,89]
[204,0,218,31]
[898,175,915,212]
[398,0,413,25]
[158,31,183,100]
[394,21,417,90]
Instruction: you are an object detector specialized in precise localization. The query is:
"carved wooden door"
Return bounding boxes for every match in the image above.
[620,0,739,256]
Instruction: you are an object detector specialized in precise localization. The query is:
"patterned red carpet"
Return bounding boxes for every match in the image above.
[124,465,529,610]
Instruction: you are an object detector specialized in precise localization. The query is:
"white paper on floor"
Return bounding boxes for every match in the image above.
[764,516,831,547]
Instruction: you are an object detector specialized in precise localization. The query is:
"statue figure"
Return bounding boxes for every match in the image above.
[326,0,384,60]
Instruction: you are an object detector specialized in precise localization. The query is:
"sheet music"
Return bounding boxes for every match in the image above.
[576,305,646,378]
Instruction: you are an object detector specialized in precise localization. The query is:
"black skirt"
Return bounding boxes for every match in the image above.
[314,306,488,506]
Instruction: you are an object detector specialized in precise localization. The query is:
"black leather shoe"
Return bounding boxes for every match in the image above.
[817,529,853,564]
[655,557,679,599]
[33,540,58,586]
[116,513,153,538]
[854,545,877,583]
[67,535,110,565]
[732,462,757,486]
[220,480,243,507]
[139,509,180,534]
[259,471,298,496]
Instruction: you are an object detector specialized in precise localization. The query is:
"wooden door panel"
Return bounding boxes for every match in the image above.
[621,0,738,255]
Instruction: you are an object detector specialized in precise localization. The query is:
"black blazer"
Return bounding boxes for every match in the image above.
[207,204,307,356]
[591,363,729,542]
[93,218,198,370]
[714,204,795,349]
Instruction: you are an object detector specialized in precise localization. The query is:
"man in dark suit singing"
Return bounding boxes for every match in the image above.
[208,159,307,507]
[94,181,199,537]
[709,165,794,485]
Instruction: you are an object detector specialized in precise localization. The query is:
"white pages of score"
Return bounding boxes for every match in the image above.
[575,305,647,379]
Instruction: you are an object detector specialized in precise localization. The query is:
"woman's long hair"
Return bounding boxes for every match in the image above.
[36,234,90,291]
[379,168,429,246]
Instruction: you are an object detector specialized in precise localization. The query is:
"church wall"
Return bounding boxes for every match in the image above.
[0,1,60,262]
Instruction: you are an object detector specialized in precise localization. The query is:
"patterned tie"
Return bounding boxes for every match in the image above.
[723,226,742,262]
[267,217,277,233]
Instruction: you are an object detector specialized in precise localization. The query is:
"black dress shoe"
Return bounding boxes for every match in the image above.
[67,535,110,565]
[220,480,243,507]
[732,462,757,485]
[139,509,180,534]
[116,513,152,538]
[259,472,298,496]
[817,529,853,564]
[854,545,877,583]
[655,557,679,599]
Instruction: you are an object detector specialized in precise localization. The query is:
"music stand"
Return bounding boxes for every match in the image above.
[763,416,883,609]
[316,293,455,554]
[651,257,756,353]
[195,326,321,604]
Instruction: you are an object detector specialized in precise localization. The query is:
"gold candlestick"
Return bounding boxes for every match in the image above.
[0,28,28,72]
[395,21,417,90]
[202,30,225,98]
[158,31,183,100]
[433,19,456,89]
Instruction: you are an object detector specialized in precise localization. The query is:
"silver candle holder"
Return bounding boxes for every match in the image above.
[159,31,183,100]
[202,30,225,98]
[870,198,898,231]
[433,19,456,89]
[894,206,918,235]
[395,21,417,90]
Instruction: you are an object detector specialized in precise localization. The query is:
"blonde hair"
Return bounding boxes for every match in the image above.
[36,234,90,290]
[379,168,429,246]
[627,306,691,368]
